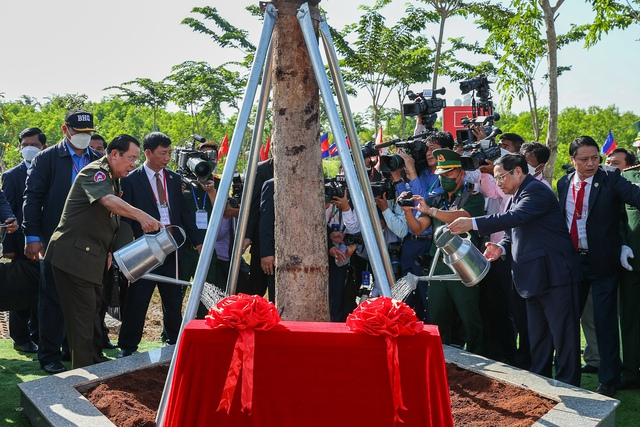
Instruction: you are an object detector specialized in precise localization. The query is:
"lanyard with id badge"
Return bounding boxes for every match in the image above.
[191,186,208,229]
[154,171,171,226]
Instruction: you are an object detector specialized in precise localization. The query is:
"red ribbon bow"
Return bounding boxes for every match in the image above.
[346,297,423,424]
[205,293,281,414]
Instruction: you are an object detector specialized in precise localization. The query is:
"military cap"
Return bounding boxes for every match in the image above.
[433,148,462,175]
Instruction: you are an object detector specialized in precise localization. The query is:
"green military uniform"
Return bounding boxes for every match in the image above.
[421,149,485,354]
[620,164,640,384]
[45,157,120,369]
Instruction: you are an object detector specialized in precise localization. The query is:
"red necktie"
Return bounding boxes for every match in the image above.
[570,181,586,251]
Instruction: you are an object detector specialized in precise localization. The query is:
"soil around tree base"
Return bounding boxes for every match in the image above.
[83,362,557,427]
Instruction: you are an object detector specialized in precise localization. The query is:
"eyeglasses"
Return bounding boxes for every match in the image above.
[120,153,140,165]
[495,169,514,183]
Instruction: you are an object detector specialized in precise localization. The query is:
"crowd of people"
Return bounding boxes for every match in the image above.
[3,107,640,400]
[322,120,640,399]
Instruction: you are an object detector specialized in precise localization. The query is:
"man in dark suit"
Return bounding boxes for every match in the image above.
[448,153,583,387]
[557,135,640,397]
[23,109,101,374]
[242,158,274,297]
[3,127,46,354]
[117,132,203,357]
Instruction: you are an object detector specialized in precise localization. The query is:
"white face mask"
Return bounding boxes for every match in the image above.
[528,164,537,176]
[68,132,91,150]
[21,146,41,162]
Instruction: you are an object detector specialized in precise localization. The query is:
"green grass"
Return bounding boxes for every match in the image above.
[0,339,162,426]
[1,336,639,425]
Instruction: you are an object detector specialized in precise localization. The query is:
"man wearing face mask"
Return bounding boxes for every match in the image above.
[520,142,551,189]
[23,109,101,374]
[3,127,46,355]
[400,149,485,354]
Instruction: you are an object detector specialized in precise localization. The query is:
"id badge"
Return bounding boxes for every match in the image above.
[159,204,171,226]
[577,218,587,240]
[196,209,208,229]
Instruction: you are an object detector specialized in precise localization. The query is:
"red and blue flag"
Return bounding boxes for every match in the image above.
[321,133,330,159]
[602,130,616,155]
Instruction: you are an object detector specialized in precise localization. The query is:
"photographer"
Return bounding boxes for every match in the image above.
[401,149,485,355]
[326,187,359,321]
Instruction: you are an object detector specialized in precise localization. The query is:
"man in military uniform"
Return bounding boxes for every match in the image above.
[619,127,640,389]
[400,149,485,354]
[45,135,162,369]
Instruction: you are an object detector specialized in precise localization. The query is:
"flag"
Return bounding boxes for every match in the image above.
[260,135,271,161]
[329,143,338,157]
[602,130,616,155]
[218,134,229,161]
[320,132,330,159]
[345,136,351,148]
[375,126,383,146]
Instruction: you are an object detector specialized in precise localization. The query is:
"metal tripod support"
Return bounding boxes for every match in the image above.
[155,2,395,424]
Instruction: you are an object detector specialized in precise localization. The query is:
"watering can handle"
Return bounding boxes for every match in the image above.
[164,225,187,248]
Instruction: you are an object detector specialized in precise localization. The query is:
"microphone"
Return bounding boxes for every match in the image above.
[190,134,206,143]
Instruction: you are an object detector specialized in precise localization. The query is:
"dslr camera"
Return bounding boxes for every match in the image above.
[324,174,347,203]
[370,178,397,200]
[173,135,217,187]
[227,173,244,208]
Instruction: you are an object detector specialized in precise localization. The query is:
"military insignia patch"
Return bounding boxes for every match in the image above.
[437,154,445,162]
[94,171,107,182]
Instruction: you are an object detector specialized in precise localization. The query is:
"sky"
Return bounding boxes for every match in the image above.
[1,0,638,121]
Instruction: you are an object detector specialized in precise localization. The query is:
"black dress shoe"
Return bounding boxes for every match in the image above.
[596,382,616,397]
[581,363,598,374]
[103,341,118,350]
[42,361,67,374]
[14,341,38,353]
[117,349,134,358]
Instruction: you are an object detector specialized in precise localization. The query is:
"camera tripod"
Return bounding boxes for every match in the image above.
[155,2,397,424]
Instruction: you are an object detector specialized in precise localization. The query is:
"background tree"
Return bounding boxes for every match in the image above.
[104,78,170,131]
[586,0,640,46]
[331,3,433,131]
[166,60,244,135]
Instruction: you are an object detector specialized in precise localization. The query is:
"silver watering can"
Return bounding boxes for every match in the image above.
[433,226,490,287]
[113,226,186,282]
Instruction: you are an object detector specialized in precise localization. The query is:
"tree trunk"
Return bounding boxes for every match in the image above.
[271,1,329,321]
[541,0,563,182]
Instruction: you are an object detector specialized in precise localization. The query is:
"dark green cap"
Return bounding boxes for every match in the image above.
[433,148,462,175]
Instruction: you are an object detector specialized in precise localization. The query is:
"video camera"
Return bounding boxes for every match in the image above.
[460,139,502,171]
[227,173,244,208]
[403,87,447,123]
[456,113,502,146]
[324,174,347,203]
[173,134,217,187]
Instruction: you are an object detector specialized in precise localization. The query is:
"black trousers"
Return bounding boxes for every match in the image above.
[37,260,68,366]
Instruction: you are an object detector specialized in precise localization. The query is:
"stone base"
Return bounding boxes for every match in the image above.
[19,345,618,427]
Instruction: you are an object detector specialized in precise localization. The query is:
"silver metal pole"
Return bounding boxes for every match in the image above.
[227,43,274,296]
[155,5,278,426]
[318,17,396,289]
[297,3,392,298]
